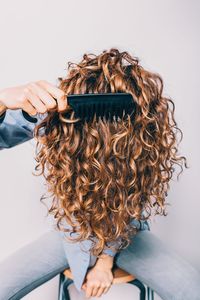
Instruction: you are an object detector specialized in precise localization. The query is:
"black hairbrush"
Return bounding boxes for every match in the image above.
[67,93,136,122]
[22,93,137,123]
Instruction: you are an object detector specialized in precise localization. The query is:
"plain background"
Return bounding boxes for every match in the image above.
[0,0,199,299]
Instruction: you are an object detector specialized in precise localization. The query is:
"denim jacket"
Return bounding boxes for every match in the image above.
[0,109,150,291]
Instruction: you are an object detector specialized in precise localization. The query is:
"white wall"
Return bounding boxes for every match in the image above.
[0,0,199,299]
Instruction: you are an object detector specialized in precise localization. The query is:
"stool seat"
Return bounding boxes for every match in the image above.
[63,266,136,284]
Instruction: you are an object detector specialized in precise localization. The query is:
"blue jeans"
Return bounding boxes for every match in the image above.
[0,230,200,300]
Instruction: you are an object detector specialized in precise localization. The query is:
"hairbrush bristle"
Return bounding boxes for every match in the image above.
[67,93,136,122]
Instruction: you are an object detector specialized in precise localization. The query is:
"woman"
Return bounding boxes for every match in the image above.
[0,48,200,300]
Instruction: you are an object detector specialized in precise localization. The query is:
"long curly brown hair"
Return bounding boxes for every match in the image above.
[33,48,188,256]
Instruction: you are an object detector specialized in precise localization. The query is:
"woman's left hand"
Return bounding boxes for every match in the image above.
[81,256,114,298]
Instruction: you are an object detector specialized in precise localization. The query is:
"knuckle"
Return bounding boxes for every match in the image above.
[87,274,92,280]
[58,89,65,99]
[104,281,110,288]
[91,282,99,288]
[36,80,46,86]
[28,81,36,88]
[23,86,30,95]
[87,282,93,287]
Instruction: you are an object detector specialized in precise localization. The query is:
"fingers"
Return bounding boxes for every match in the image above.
[101,285,111,295]
[28,82,57,111]
[24,88,48,114]
[22,100,37,116]
[0,81,67,114]
[85,283,94,298]
[91,286,100,297]
[36,80,67,112]
[94,286,105,297]
[85,282,112,298]
[95,283,111,297]
[23,80,67,115]
[83,267,113,298]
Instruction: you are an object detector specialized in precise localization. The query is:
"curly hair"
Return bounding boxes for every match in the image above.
[33,48,188,256]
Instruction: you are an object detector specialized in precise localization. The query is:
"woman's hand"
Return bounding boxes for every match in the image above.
[0,80,67,116]
[81,254,114,298]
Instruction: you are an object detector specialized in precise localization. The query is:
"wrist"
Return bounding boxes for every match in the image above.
[95,253,114,270]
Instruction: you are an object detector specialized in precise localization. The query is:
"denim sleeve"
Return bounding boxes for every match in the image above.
[101,239,122,257]
[0,110,46,149]
[139,208,151,231]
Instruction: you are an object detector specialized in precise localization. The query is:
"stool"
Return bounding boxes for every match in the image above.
[58,266,154,300]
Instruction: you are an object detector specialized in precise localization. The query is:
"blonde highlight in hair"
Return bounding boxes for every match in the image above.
[33,48,188,256]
